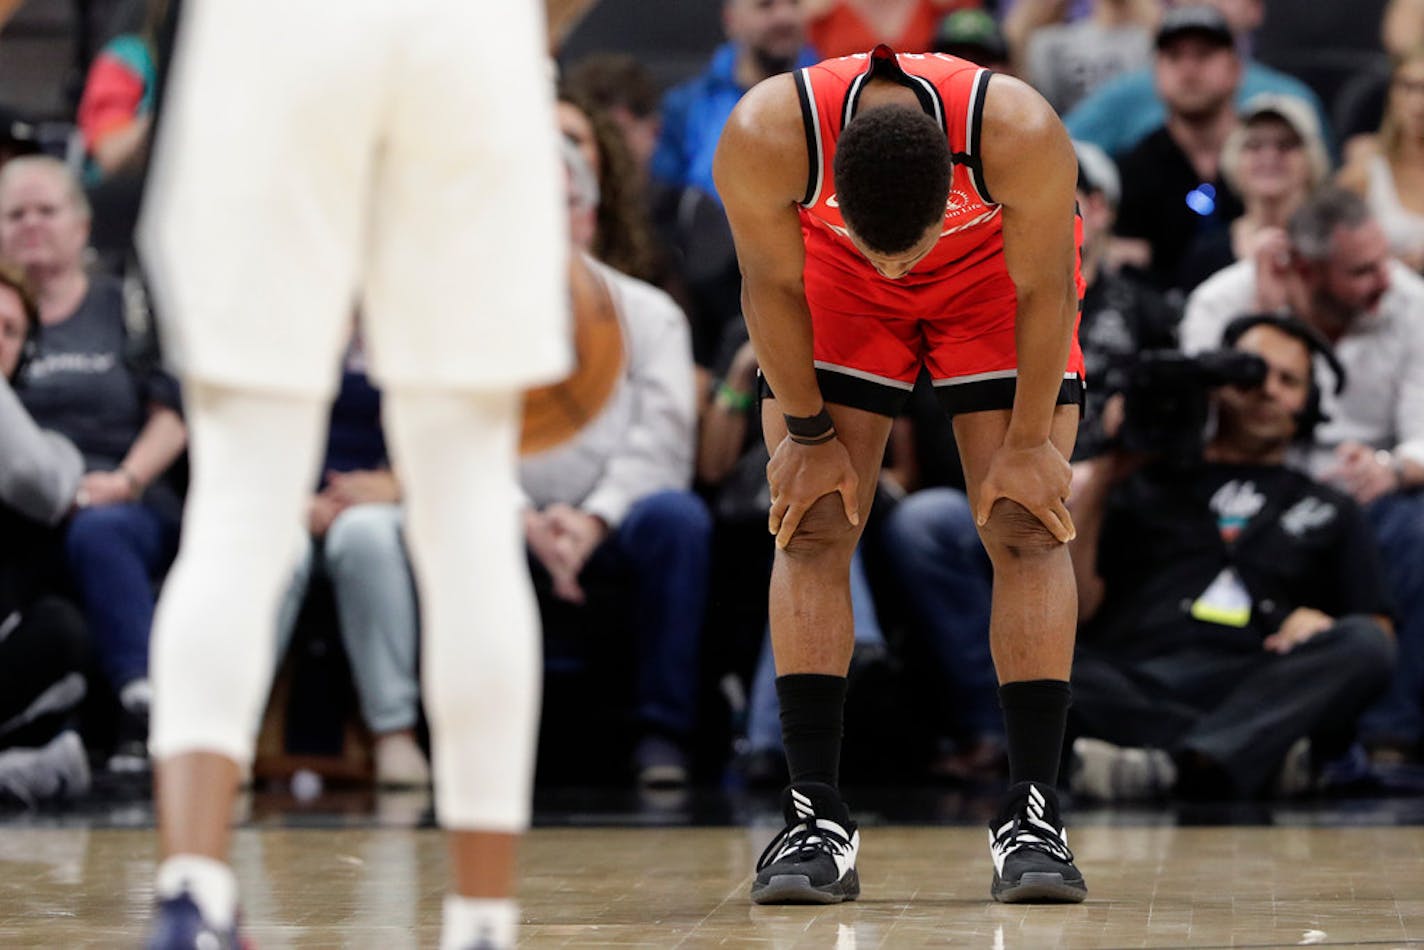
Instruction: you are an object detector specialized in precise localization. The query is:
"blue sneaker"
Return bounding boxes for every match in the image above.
[146,892,244,950]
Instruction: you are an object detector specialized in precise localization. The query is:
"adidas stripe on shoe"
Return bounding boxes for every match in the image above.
[751,783,860,905]
[988,781,1087,904]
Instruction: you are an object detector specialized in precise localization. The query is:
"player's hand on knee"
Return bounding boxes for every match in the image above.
[767,437,860,549]
[975,440,1075,543]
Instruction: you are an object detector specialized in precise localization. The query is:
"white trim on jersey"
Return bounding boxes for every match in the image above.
[797,68,827,209]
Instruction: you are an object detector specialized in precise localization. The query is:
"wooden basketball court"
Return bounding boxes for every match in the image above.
[2,820,1421,947]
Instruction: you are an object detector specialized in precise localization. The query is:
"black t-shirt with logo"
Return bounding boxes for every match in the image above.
[1086,462,1392,658]
[17,276,182,519]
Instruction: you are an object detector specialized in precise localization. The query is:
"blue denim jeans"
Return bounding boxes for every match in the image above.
[744,546,887,754]
[1359,491,1424,746]
[64,502,178,690]
[274,504,420,735]
[591,490,713,739]
[880,487,1002,740]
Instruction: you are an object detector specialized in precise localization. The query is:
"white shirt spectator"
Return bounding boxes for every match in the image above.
[519,257,697,528]
[1181,257,1424,475]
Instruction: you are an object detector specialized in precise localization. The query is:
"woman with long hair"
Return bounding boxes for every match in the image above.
[556,92,662,286]
[1339,48,1424,271]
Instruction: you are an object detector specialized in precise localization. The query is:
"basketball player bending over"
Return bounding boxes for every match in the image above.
[714,45,1088,904]
[138,2,579,947]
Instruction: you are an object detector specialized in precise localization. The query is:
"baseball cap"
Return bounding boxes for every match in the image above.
[1221,92,1332,191]
[1155,5,1235,51]
[933,10,1009,65]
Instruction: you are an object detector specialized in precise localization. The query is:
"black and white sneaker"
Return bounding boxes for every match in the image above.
[751,782,860,904]
[988,781,1087,903]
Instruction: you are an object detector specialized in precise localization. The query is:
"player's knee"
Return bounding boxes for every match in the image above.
[979,498,1062,561]
[781,494,860,561]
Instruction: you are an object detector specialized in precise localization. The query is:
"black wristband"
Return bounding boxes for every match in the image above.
[785,407,836,445]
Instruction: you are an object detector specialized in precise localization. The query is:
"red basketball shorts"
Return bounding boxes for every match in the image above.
[790,227,1086,418]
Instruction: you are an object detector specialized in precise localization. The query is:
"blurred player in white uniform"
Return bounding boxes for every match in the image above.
[139,2,590,947]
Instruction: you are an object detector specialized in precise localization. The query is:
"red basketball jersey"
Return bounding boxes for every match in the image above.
[794,45,1004,284]
[779,45,1085,415]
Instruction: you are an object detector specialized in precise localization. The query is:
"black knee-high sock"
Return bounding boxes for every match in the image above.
[999,679,1071,786]
[777,674,847,787]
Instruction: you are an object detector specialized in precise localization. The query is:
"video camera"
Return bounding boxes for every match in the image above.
[1119,349,1268,464]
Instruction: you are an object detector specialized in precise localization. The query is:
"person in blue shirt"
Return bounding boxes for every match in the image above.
[1064,0,1333,161]
[651,0,817,201]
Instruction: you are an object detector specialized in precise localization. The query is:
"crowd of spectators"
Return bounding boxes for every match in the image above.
[2,0,1423,807]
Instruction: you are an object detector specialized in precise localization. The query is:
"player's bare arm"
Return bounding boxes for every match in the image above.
[713,76,860,546]
[974,74,1081,540]
[714,75,818,417]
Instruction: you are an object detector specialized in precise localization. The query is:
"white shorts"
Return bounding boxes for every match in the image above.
[140,0,570,396]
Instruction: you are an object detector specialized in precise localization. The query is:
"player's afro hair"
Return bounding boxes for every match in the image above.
[833,105,951,255]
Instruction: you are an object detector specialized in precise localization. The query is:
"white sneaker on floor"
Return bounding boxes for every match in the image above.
[374,732,431,787]
[1070,736,1177,801]
[0,730,91,807]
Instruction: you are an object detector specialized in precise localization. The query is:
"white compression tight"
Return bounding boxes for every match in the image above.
[150,384,541,832]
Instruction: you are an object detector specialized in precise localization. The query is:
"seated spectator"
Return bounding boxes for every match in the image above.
[1113,5,1245,293]
[558,89,699,364]
[0,155,187,772]
[75,0,166,183]
[651,0,815,202]
[1068,315,1395,800]
[561,55,740,382]
[1338,49,1424,273]
[557,92,663,287]
[1179,93,1330,293]
[1182,187,1424,766]
[1024,0,1156,116]
[270,334,428,788]
[521,144,708,786]
[1065,0,1331,162]
[802,0,966,58]
[0,262,91,806]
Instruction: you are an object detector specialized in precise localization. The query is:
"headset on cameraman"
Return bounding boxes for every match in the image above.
[1220,312,1347,442]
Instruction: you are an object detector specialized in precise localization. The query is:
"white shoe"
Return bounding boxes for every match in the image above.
[1070,736,1176,801]
[0,730,91,807]
[374,732,431,787]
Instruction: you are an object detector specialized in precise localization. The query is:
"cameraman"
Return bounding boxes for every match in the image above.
[1183,187,1424,764]
[1066,314,1395,800]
